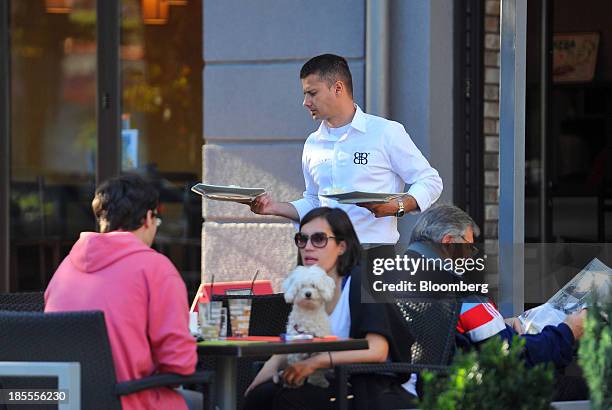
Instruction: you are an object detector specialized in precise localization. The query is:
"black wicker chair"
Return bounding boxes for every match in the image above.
[198,293,291,409]
[334,300,460,410]
[0,311,214,410]
[0,291,44,312]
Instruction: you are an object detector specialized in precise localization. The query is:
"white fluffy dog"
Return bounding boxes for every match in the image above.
[282,265,336,388]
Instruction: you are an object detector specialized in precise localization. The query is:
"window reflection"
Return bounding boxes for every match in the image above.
[10,0,97,291]
[121,0,203,298]
[8,0,203,296]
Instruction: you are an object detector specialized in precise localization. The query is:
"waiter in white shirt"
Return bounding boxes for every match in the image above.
[250,54,442,247]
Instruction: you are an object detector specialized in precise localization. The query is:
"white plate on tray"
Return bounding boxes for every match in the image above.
[191,183,265,203]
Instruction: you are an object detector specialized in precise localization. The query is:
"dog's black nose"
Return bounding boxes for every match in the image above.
[305,291,312,298]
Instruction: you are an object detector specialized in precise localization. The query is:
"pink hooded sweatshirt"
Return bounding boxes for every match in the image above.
[45,231,197,410]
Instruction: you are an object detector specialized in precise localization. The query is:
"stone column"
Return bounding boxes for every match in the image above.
[201,0,365,291]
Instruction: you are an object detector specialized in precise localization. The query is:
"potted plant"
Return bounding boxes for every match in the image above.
[420,336,554,410]
[578,290,611,410]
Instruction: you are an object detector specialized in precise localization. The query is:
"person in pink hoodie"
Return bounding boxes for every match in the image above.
[45,174,199,410]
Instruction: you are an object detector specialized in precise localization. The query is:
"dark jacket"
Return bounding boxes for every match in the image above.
[406,241,575,368]
[348,264,414,381]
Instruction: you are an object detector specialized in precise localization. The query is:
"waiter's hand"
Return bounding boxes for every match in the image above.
[250,193,276,215]
[357,202,398,218]
[357,196,418,218]
[248,194,301,221]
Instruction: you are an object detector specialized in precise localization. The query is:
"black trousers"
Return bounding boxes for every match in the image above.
[243,374,416,410]
[553,361,589,402]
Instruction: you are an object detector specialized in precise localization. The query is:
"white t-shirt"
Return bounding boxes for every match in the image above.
[329,276,351,338]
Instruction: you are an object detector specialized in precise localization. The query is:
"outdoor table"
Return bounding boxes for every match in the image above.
[197,336,369,410]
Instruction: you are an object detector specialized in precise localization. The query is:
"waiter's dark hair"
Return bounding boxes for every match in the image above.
[300,54,353,97]
[299,207,362,276]
[92,174,159,233]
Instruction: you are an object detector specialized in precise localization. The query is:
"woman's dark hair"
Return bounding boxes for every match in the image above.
[299,207,362,276]
[91,174,159,233]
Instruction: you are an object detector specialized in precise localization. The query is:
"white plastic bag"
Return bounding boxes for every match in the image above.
[519,258,611,334]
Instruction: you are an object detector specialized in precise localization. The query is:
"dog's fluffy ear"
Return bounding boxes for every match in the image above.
[283,266,305,303]
[312,267,336,302]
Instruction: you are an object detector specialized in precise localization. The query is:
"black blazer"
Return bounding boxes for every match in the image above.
[347,265,414,382]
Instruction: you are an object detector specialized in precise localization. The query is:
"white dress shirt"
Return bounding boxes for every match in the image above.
[291,105,443,244]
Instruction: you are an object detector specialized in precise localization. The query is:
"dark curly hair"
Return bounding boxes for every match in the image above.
[91,174,159,233]
[299,207,362,276]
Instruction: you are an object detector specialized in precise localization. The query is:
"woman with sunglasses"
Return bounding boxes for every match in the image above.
[243,207,416,410]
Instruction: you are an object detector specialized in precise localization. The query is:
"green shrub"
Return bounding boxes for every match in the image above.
[420,336,554,410]
[578,293,612,410]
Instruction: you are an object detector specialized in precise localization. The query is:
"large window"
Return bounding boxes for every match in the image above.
[1,0,202,295]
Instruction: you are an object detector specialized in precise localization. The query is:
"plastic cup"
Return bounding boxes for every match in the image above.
[219,307,228,338]
[228,298,252,337]
[189,312,199,336]
[198,301,223,339]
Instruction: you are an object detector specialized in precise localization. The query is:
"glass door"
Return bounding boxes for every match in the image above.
[9,0,98,291]
[525,0,612,244]
[2,0,203,295]
[523,0,612,308]
[120,0,203,299]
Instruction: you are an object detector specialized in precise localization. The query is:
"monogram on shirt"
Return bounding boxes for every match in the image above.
[353,152,370,165]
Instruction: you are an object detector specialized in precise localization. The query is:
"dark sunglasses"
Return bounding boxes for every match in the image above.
[294,232,337,249]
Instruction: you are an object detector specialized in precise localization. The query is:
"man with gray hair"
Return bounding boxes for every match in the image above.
[409,203,481,253]
[406,204,585,370]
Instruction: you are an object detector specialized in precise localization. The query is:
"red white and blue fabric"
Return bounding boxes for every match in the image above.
[456,302,507,342]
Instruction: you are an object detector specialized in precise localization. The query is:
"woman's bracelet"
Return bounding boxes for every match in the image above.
[328,351,334,369]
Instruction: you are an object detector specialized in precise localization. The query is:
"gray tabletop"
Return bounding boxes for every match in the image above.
[197,338,368,357]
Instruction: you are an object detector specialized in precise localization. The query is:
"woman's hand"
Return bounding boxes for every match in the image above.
[244,357,282,396]
[281,357,319,387]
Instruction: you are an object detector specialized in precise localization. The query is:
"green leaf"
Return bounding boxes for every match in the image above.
[420,336,554,410]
